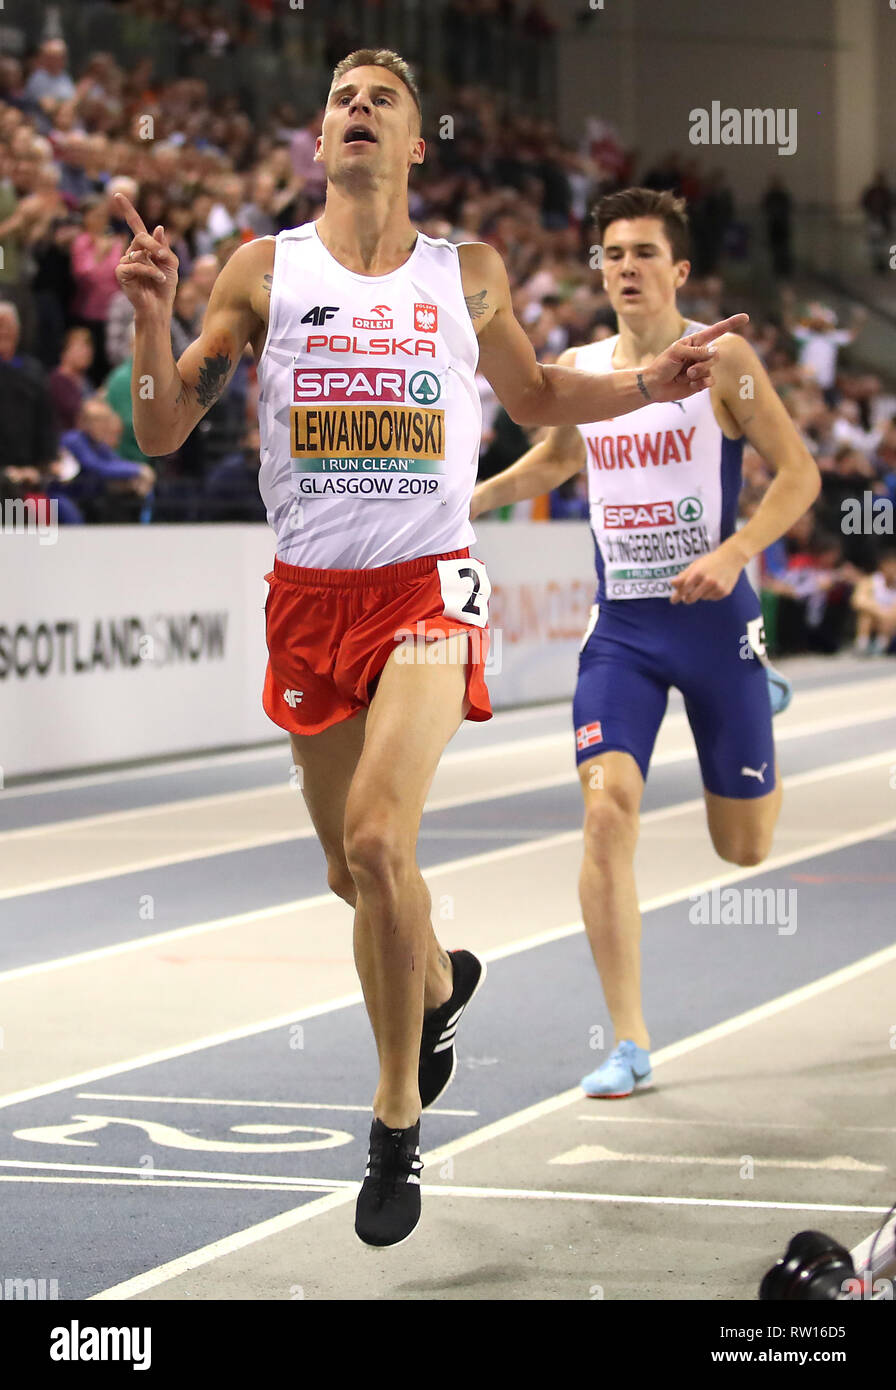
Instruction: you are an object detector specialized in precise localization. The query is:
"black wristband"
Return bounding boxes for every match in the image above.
[636,371,652,403]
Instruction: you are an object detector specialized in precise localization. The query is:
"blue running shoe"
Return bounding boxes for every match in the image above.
[765,664,792,716]
[581,1040,653,1098]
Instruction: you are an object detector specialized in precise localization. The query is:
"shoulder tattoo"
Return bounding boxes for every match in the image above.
[464,288,488,321]
[195,350,233,408]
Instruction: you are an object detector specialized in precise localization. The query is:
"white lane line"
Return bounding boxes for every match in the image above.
[76,1091,477,1117]
[0,732,575,846]
[0,744,286,800]
[0,891,338,985]
[90,1188,360,1298]
[548,1144,884,1172]
[5,739,894,900]
[0,1167,887,1218]
[578,1115,896,1135]
[0,1175,341,1194]
[0,1159,354,1187]
[3,747,896,984]
[0,995,363,1112]
[1,702,570,802]
[86,919,894,1302]
[422,1186,890,1216]
[4,695,893,851]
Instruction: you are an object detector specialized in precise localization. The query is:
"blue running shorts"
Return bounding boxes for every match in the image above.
[573,573,776,798]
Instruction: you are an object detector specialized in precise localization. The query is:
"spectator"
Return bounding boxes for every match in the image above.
[30,211,79,368]
[762,177,793,279]
[206,173,246,244]
[0,57,27,112]
[203,424,267,521]
[860,171,893,276]
[103,327,153,466]
[288,108,326,202]
[0,300,58,481]
[188,254,221,314]
[105,287,136,369]
[48,325,94,432]
[170,279,202,360]
[852,543,896,654]
[783,292,867,407]
[690,168,734,275]
[239,169,302,238]
[24,40,77,126]
[70,194,126,384]
[57,398,154,522]
[56,131,96,205]
[771,529,859,654]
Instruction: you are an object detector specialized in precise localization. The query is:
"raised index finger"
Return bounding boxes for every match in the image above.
[113,191,149,239]
[686,314,749,347]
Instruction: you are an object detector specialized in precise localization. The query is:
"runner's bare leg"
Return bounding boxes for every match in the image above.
[342,632,470,1128]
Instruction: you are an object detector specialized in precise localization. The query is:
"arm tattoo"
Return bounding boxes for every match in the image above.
[263,273,272,296]
[174,378,190,407]
[195,351,232,408]
[464,288,488,321]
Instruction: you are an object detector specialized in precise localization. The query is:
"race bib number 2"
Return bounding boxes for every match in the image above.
[437,557,491,629]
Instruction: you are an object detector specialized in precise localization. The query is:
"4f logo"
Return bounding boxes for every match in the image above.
[414,303,438,332]
[283,689,304,707]
[301,306,339,326]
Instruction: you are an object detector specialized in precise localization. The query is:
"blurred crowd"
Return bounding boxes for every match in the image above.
[1,27,894,655]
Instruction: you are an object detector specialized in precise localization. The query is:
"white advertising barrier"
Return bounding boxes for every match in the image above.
[472,520,595,708]
[0,520,595,779]
[0,521,759,779]
[0,526,277,780]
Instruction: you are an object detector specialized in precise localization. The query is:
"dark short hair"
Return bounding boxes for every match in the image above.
[593,187,690,262]
[330,48,422,131]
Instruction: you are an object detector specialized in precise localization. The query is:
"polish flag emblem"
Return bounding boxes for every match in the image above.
[576,721,603,751]
[414,303,438,332]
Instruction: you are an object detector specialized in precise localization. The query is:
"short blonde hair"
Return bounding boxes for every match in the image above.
[330,49,422,131]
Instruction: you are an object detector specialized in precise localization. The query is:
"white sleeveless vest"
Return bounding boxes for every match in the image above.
[575,324,744,600]
[256,221,481,568]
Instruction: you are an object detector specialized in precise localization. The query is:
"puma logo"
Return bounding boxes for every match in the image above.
[741,762,768,783]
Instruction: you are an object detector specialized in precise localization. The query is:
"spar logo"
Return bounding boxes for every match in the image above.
[414,302,438,332]
[678,496,703,521]
[409,370,440,404]
[353,304,393,330]
[604,501,676,529]
[293,368,405,402]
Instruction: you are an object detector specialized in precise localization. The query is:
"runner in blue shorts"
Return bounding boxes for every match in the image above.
[472,187,820,1098]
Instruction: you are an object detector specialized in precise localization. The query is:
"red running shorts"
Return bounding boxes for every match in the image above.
[262,546,493,736]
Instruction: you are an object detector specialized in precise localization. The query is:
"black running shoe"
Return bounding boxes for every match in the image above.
[419,949,487,1109]
[355,1118,423,1248]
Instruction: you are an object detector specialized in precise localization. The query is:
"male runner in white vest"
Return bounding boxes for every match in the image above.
[115,61,744,1247]
[472,187,820,1102]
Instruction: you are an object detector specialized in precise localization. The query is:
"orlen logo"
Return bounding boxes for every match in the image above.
[353,304,393,330]
[293,368,406,402]
[604,501,676,529]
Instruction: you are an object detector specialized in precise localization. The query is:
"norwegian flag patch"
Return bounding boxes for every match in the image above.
[576,721,603,751]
